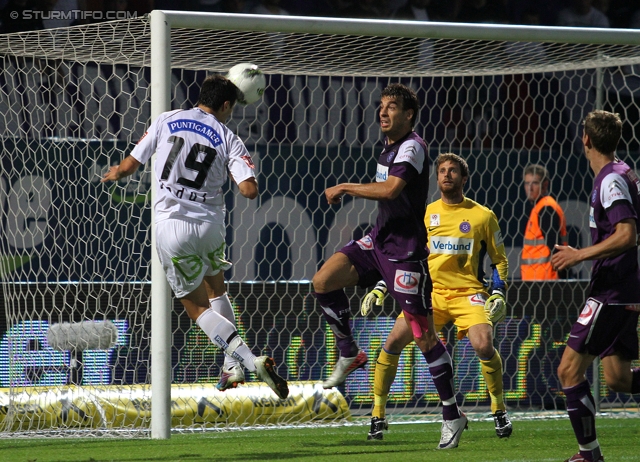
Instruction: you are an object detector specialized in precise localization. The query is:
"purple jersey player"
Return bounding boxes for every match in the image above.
[551,110,640,462]
[311,83,466,449]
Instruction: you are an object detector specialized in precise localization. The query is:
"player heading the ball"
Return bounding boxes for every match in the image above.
[101,74,288,400]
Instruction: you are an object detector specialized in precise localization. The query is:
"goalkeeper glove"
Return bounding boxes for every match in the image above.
[360,280,387,316]
[484,289,506,324]
[484,267,507,323]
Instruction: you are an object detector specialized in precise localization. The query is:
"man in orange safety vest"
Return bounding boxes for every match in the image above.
[521,164,568,280]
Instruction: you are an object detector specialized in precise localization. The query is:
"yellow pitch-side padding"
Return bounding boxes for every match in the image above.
[0,381,351,431]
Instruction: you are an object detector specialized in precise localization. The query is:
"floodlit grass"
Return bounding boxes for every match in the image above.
[0,417,639,462]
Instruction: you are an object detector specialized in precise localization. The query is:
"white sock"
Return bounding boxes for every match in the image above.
[209,293,236,325]
[196,308,257,372]
[209,294,240,370]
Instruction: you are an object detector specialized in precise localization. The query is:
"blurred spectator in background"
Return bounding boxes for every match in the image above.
[252,0,289,15]
[556,0,610,28]
[42,0,76,28]
[456,0,507,24]
[392,0,431,20]
[521,164,568,280]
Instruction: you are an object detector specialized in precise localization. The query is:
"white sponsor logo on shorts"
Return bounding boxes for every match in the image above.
[469,293,486,305]
[578,298,602,326]
[394,270,420,294]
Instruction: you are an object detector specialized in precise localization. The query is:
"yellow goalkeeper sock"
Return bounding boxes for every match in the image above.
[480,349,505,414]
[372,349,399,419]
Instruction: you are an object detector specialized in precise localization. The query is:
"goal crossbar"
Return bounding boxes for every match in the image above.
[161,11,640,46]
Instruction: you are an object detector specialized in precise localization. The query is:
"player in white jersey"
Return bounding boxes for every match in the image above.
[101,75,288,400]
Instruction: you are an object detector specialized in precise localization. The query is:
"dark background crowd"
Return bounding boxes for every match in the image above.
[2,0,640,34]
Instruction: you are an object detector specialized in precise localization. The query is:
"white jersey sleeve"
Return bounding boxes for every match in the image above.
[226,133,255,186]
[393,139,425,174]
[600,172,633,209]
[130,110,181,165]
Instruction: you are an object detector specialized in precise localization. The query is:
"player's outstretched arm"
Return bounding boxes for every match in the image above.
[325,176,407,205]
[101,155,142,183]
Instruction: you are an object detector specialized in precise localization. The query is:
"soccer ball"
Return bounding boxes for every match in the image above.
[226,62,266,105]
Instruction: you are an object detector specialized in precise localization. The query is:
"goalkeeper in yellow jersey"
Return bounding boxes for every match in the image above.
[362,152,511,442]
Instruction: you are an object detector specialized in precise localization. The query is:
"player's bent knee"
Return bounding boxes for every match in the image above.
[311,274,328,293]
[474,345,495,360]
[385,336,410,353]
[557,361,582,388]
[604,372,629,393]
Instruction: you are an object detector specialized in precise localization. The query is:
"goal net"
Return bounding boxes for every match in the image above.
[1,12,639,437]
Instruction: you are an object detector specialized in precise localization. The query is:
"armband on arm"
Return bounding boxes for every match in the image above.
[360,280,388,316]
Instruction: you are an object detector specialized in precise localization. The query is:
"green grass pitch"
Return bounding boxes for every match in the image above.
[0,416,638,461]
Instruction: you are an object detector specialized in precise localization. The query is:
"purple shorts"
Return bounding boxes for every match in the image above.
[567,296,640,360]
[339,234,432,317]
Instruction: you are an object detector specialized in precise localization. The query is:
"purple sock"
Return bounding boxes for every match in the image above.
[564,381,598,452]
[336,337,359,358]
[312,290,358,357]
[423,341,460,421]
[631,368,640,394]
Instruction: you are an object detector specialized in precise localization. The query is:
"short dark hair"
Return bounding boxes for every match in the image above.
[435,153,470,178]
[197,74,239,111]
[381,83,419,127]
[523,164,549,183]
[583,110,622,154]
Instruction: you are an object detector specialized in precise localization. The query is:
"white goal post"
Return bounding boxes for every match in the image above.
[0,11,639,439]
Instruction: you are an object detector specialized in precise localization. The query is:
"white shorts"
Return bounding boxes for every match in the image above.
[155,219,231,298]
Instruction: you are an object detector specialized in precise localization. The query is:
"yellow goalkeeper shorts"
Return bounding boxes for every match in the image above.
[398,288,490,339]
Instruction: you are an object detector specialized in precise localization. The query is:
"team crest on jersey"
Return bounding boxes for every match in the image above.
[577,298,602,326]
[430,214,440,226]
[469,293,486,305]
[394,270,420,294]
[241,155,255,169]
[459,221,471,233]
[356,235,374,251]
[387,151,395,163]
[591,188,598,204]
